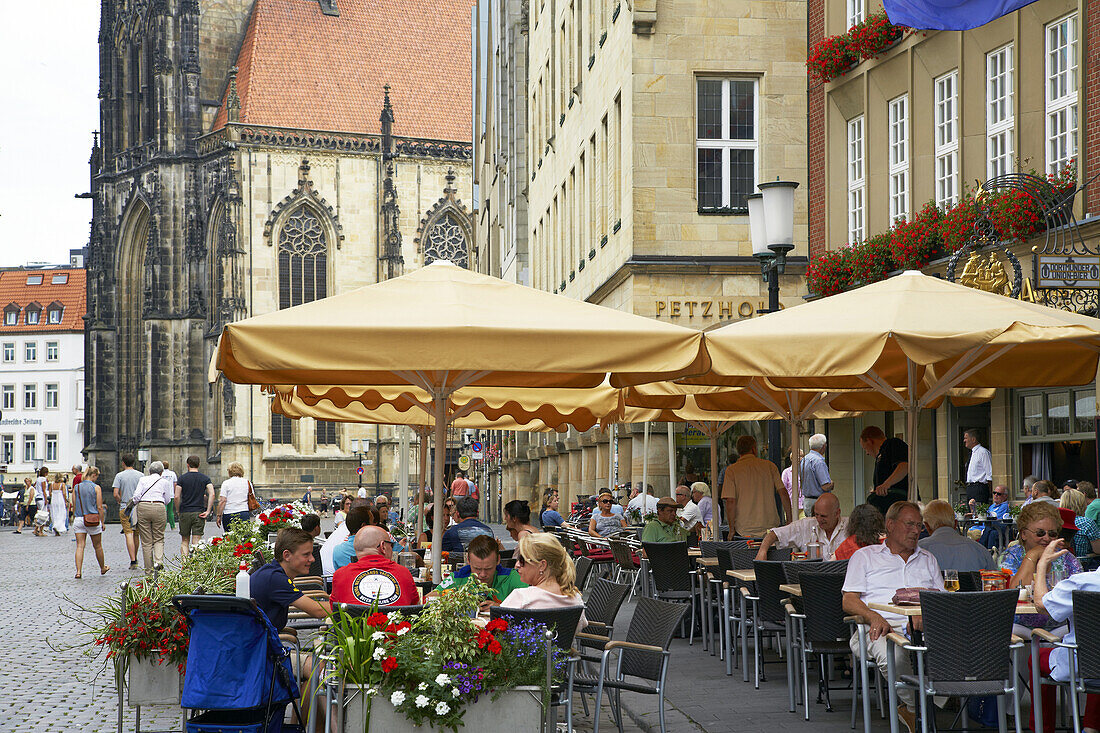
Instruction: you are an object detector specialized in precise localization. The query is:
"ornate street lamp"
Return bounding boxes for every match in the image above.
[747,179,799,314]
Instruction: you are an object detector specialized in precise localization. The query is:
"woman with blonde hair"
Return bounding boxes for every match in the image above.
[500,533,587,631]
[48,472,70,535]
[72,467,108,578]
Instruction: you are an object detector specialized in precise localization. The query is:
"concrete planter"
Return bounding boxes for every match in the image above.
[342,685,542,732]
[126,657,182,707]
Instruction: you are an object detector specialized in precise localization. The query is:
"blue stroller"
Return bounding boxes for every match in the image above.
[173,595,304,733]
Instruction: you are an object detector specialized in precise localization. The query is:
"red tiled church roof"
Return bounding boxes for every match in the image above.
[213,0,473,142]
[0,268,86,334]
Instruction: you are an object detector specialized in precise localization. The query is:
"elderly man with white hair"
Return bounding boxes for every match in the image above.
[799,433,834,518]
[132,460,174,572]
[918,499,997,572]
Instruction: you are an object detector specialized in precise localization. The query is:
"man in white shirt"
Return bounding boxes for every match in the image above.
[673,485,703,537]
[755,491,847,560]
[627,483,659,515]
[162,460,179,531]
[963,429,993,504]
[842,501,944,733]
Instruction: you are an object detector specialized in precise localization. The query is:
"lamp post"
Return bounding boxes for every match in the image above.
[747,180,799,473]
[351,439,370,493]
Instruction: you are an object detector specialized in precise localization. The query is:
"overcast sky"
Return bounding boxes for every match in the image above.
[0,2,99,268]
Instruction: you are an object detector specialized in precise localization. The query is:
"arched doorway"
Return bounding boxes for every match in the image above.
[117,200,150,454]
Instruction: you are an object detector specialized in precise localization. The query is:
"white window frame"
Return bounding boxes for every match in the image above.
[3,311,15,326]
[847,115,866,243]
[44,433,58,463]
[23,385,36,410]
[1,385,13,411]
[696,77,760,211]
[1,343,12,363]
[0,435,12,465]
[888,95,909,224]
[22,434,35,463]
[45,341,58,362]
[24,342,36,362]
[47,308,62,324]
[934,71,959,208]
[45,383,58,410]
[846,0,864,29]
[1045,14,1078,176]
[24,309,38,325]
[986,44,1015,180]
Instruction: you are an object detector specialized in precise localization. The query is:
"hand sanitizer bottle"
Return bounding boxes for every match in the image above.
[236,562,250,598]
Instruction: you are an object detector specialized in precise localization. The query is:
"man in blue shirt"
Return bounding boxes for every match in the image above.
[441,497,495,553]
[799,433,834,518]
[332,506,376,571]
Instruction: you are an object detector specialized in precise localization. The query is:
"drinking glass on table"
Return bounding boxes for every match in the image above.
[1049,562,1068,587]
[943,569,959,592]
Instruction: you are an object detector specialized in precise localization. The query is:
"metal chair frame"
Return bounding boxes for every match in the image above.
[1030,590,1100,733]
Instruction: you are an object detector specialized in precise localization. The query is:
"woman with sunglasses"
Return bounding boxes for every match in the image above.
[587,491,627,538]
[1001,501,1083,636]
[500,533,587,633]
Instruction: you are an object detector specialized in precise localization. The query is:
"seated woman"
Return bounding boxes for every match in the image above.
[832,503,884,561]
[1059,488,1100,558]
[1001,501,1083,637]
[588,491,628,538]
[500,533,587,633]
[504,499,540,541]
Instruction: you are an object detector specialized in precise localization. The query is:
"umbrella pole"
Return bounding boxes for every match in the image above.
[789,419,800,521]
[906,360,920,503]
[416,427,429,541]
[709,429,720,540]
[642,422,649,505]
[431,397,447,582]
[608,424,616,493]
[667,422,676,497]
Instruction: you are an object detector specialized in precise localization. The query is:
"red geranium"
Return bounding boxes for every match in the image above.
[381,656,398,673]
[486,618,508,633]
[366,612,390,628]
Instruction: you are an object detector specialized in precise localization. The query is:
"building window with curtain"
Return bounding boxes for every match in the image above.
[847,115,865,243]
[986,44,1014,180]
[1019,387,1095,487]
[934,71,959,208]
[888,95,909,224]
[846,0,864,29]
[1045,14,1078,175]
[316,420,337,445]
[696,77,758,213]
[271,413,293,446]
[278,206,328,310]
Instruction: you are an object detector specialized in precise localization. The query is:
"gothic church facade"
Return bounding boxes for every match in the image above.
[86,0,473,496]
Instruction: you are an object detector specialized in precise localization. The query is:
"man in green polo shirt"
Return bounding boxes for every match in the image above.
[641,497,690,543]
[428,534,526,610]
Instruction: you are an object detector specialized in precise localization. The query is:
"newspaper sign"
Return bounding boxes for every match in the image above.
[1037,256,1100,289]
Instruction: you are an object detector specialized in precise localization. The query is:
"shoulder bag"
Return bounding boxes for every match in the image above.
[124,475,163,521]
[76,483,101,528]
[246,480,261,512]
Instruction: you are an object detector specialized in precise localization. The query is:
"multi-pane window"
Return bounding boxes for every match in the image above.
[1,386,12,411]
[3,310,15,326]
[1,343,11,363]
[846,0,864,28]
[45,384,58,409]
[24,342,36,362]
[271,413,293,445]
[45,341,58,362]
[44,434,57,463]
[847,115,866,243]
[1045,14,1078,175]
[316,420,337,445]
[23,385,36,410]
[934,71,959,208]
[987,44,1015,180]
[0,435,12,465]
[22,435,35,463]
[24,309,39,325]
[278,206,328,310]
[696,78,758,211]
[47,307,62,324]
[888,95,909,224]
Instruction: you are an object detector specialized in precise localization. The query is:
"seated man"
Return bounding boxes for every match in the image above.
[755,492,847,561]
[300,513,324,577]
[330,526,420,607]
[428,534,527,610]
[842,501,944,733]
[332,506,378,571]
[918,499,996,572]
[441,497,495,554]
[978,484,1012,549]
[674,485,703,538]
[641,497,689,543]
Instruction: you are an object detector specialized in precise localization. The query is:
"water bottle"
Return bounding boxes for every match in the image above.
[235,562,250,598]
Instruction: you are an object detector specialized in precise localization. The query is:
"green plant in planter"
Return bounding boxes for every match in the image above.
[1008,503,1022,518]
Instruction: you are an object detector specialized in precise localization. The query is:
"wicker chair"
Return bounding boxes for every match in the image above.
[578,578,632,664]
[575,555,595,592]
[573,597,688,733]
[957,570,982,592]
[699,540,745,654]
[641,541,697,645]
[887,590,1022,733]
[783,559,848,585]
[1030,590,1100,733]
[746,560,795,690]
[608,538,641,594]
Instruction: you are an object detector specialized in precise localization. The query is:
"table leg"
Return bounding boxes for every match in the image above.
[741,591,750,683]
[886,636,899,733]
[859,626,873,733]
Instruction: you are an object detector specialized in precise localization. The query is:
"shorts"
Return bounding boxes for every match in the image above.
[179,511,206,537]
[22,505,36,522]
[73,516,103,535]
[119,506,135,533]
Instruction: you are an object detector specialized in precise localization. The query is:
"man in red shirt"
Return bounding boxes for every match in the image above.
[449,470,469,498]
[330,526,419,607]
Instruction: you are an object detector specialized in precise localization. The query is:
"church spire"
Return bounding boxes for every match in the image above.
[379,85,403,280]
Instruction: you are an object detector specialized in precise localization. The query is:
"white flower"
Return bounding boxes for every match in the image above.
[372,647,386,661]
[371,631,386,642]
[451,687,460,698]
[434,673,451,686]
[390,691,406,706]
[418,683,428,691]
[435,701,450,715]
[396,626,410,636]
[366,687,378,697]
[415,694,430,708]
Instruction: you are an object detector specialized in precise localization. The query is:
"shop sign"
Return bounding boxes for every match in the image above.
[1037,256,1100,289]
[654,298,782,320]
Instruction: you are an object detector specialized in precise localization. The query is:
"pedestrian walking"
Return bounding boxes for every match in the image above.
[48,472,69,535]
[15,477,34,534]
[216,462,253,531]
[33,466,48,516]
[133,461,173,572]
[111,454,144,568]
[72,466,108,578]
[162,460,178,530]
[175,455,214,559]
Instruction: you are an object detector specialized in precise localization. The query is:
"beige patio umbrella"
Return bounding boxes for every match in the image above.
[690,270,1100,499]
[213,260,708,577]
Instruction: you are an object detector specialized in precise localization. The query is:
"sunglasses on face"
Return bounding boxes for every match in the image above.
[599,499,611,504]
[515,556,529,567]
[993,491,1006,496]
[1026,528,1056,537]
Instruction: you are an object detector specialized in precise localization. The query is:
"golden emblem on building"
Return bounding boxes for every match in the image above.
[958,252,1010,296]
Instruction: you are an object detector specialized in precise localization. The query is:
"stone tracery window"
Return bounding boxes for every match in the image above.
[423,213,469,269]
[278,206,328,310]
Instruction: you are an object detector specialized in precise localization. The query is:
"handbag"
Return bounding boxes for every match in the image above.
[246,481,260,512]
[76,484,101,527]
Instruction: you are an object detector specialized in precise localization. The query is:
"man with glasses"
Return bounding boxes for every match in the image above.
[375,494,398,524]
[641,497,690,543]
[673,484,703,538]
[330,525,419,607]
[755,491,847,561]
[842,501,944,733]
[977,484,1012,549]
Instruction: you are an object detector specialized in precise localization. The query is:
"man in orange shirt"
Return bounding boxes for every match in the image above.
[449,470,470,498]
